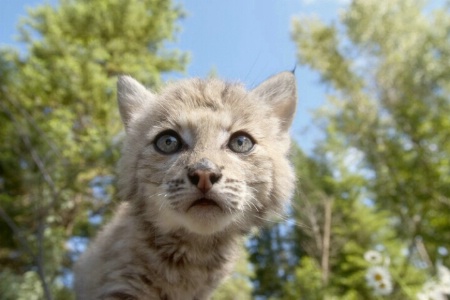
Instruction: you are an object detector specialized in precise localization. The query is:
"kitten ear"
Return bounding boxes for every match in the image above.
[117,76,155,130]
[251,72,297,131]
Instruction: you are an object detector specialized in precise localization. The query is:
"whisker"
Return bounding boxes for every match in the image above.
[250,213,310,229]
[158,198,168,212]
[247,199,260,212]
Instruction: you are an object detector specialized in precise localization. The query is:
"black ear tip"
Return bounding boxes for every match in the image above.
[290,64,297,74]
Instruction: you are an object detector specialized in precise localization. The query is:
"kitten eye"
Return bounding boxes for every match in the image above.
[154,130,183,154]
[228,132,255,153]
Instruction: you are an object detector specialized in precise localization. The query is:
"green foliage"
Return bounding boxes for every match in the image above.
[0,0,186,298]
[282,257,324,300]
[292,0,450,248]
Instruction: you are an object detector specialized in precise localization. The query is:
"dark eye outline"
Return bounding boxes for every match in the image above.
[228,131,256,154]
[153,130,184,155]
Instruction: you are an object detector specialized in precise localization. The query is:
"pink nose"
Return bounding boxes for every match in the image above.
[188,170,222,193]
[187,159,222,193]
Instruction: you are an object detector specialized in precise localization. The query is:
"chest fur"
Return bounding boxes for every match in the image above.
[96,216,237,300]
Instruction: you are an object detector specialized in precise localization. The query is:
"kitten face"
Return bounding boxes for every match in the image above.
[117,73,297,235]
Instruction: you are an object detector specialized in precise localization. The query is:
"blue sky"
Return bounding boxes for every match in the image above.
[0,0,349,153]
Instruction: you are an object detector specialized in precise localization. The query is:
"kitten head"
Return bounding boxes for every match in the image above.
[117,72,297,235]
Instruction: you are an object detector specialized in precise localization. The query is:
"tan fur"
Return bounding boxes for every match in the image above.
[74,72,297,300]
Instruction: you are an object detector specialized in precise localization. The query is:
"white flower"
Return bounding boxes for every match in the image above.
[417,280,448,300]
[373,278,393,296]
[417,291,446,300]
[437,265,450,294]
[364,250,383,265]
[439,283,450,295]
[365,266,393,295]
[423,281,443,294]
[417,292,429,300]
[365,266,391,287]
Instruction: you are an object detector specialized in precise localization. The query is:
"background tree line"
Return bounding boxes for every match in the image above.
[0,0,449,299]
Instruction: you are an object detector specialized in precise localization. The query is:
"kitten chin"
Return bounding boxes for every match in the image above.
[153,202,236,236]
[74,72,297,300]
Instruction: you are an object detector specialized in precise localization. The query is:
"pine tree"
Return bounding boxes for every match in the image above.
[0,0,187,298]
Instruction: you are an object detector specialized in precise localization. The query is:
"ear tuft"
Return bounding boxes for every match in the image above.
[117,76,154,130]
[251,72,297,131]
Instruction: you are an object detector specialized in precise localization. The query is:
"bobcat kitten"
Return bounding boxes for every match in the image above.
[74,72,297,300]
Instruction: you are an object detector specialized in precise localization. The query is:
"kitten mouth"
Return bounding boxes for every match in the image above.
[189,198,221,210]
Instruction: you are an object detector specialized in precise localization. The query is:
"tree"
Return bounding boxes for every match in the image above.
[286,0,450,297]
[249,223,295,299]
[0,0,187,298]
[248,145,387,299]
[283,146,403,299]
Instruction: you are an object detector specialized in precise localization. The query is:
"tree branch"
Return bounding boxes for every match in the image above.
[321,197,333,285]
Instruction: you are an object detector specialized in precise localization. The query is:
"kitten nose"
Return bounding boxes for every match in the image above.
[187,159,222,193]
